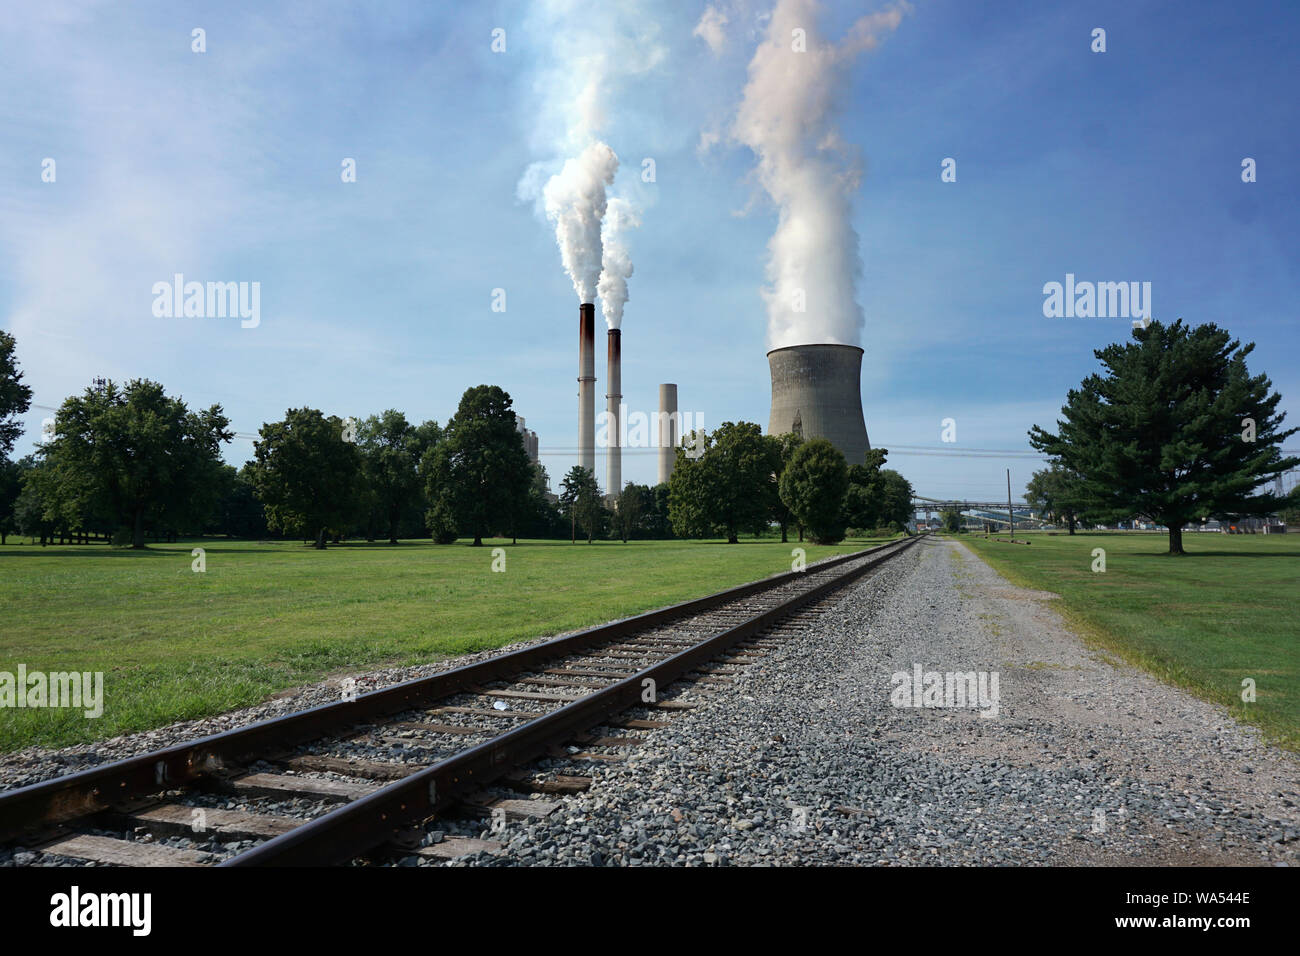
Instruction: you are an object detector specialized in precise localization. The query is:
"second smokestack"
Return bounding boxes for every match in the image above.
[578,303,596,476]
[606,328,621,497]
[658,383,678,486]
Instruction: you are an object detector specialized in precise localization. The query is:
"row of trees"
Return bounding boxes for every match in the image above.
[0,331,916,550]
[666,421,913,545]
[0,335,682,548]
[2,376,558,549]
[554,468,673,544]
[1026,320,1297,554]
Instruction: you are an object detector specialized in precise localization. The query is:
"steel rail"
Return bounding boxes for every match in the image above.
[0,536,919,843]
[224,533,925,865]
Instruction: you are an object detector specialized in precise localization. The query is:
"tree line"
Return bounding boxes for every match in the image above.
[665,422,914,545]
[0,333,666,548]
[0,370,569,548]
[0,332,916,549]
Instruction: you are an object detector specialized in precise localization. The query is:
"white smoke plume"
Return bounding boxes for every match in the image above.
[518,2,665,309]
[542,142,620,304]
[731,0,908,349]
[597,196,641,328]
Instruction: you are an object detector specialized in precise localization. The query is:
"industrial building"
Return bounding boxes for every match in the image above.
[516,416,539,464]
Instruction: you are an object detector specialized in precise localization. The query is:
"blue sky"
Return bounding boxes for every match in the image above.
[1,0,1296,501]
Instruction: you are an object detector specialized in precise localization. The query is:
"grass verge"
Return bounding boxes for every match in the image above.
[956,531,1299,752]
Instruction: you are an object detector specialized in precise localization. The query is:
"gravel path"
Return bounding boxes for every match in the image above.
[432,535,1300,866]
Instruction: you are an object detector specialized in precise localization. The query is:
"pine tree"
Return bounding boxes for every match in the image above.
[1029,320,1298,554]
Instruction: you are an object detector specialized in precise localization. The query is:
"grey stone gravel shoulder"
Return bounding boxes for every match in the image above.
[432,536,1300,866]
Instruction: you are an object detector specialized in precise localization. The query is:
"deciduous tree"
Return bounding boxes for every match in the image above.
[248,408,361,549]
[559,465,601,544]
[1025,463,1090,534]
[941,506,962,534]
[667,422,773,543]
[0,331,33,458]
[357,410,422,544]
[766,432,803,542]
[425,386,532,546]
[779,438,850,544]
[614,481,645,543]
[40,379,231,548]
[0,455,30,544]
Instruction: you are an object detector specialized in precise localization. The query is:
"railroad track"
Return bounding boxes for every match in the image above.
[0,533,926,867]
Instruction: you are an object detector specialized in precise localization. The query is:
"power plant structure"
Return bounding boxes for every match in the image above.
[577,303,596,477]
[516,416,539,464]
[569,315,866,490]
[767,344,870,466]
[658,383,678,485]
[606,328,621,496]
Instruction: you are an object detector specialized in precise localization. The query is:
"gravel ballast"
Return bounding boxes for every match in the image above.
[431,536,1300,866]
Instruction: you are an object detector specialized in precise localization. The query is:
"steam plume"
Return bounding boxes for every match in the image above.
[542,142,619,304]
[518,3,663,310]
[597,196,641,328]
[731,0,907,349]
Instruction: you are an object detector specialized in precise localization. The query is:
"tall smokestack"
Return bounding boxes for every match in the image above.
[578,304,596,475]
[606,328,621,496]
[657,383,678,486]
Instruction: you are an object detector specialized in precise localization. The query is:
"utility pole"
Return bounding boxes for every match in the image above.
[1007,469,1014,542]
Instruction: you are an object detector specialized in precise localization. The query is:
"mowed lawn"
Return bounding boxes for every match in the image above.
[0,535,889,752]
[961,532,1300,751]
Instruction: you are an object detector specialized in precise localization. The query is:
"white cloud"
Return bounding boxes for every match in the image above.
[694,6,729,54]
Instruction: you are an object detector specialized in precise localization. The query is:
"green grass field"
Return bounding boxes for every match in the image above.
[959,531,1300,751]
[0,535,891,753]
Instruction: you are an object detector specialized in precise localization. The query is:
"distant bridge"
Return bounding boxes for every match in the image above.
[911,494,1050,530]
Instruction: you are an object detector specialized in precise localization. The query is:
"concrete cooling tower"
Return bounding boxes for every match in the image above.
[767,344,870,466]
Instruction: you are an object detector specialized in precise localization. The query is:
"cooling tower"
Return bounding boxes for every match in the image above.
[767,344,870,465]
[578,303,596,475]
[606,328,621,496]
[657,383,678,485]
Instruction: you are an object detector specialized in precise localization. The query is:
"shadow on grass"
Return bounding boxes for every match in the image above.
[1163,550,1300,559]
[0,545,295,558]
[0,536,900,558]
